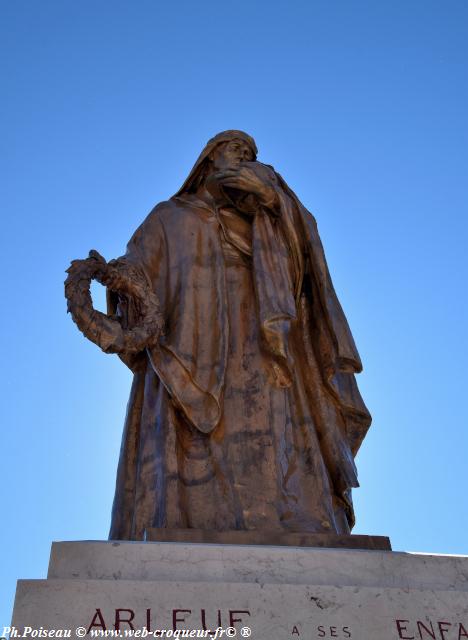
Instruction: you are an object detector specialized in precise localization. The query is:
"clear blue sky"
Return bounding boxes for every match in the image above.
[1,0,467,626]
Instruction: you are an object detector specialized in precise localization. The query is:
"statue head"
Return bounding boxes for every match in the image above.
[209,137,255,170]
[175,130,258,195]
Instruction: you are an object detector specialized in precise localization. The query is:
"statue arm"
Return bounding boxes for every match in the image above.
[106,204,170,372]
[106,282,146,372]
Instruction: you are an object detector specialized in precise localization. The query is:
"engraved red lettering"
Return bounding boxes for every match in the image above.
[416,621,436,639]
[145,609,152,632]
[200,609,222,632]
[459,623,468,639]
[114,609,135,631]
[438,622,452,640]
[87,609,107,633]
[173,610,191,631]
[396,621,415,640]
[229,611,251,627]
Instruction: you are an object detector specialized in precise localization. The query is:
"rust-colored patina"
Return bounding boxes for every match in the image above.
[66,131,371,542]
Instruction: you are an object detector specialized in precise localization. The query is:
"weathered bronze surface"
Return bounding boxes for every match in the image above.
[146,528,391,551]
[66,131,372,543]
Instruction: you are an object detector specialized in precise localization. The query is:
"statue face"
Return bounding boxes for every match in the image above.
[210,139,255,171]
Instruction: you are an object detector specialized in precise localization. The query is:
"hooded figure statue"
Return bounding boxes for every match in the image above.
[107,130,371,541]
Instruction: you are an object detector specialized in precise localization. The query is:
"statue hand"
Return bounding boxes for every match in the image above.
[214,165,278,208]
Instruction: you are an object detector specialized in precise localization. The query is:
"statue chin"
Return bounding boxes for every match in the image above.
[205,174,258,215]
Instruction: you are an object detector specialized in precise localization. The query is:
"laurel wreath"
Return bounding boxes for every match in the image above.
[65,250,163,355]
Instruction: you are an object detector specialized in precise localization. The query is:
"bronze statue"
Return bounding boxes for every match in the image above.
[66,130,371,542]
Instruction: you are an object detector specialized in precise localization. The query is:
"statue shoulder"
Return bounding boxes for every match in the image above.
[142,199,179,225]
[129,199,181,239]
[147,196,201,225]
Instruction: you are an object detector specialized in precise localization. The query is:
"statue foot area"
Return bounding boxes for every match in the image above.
[144,527,392,550]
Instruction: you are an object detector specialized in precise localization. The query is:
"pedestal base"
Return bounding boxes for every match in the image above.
[11,540,468,639]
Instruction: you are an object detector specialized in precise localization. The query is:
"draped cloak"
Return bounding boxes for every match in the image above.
[108,131,371,541]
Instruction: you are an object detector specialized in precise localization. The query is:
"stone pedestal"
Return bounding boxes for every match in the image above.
[11,540,468,639]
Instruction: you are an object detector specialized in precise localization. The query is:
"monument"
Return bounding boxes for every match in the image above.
[10,131,468,638]
[65,129,372,545]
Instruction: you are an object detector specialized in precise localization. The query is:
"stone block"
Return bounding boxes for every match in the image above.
[10,541,468,640]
